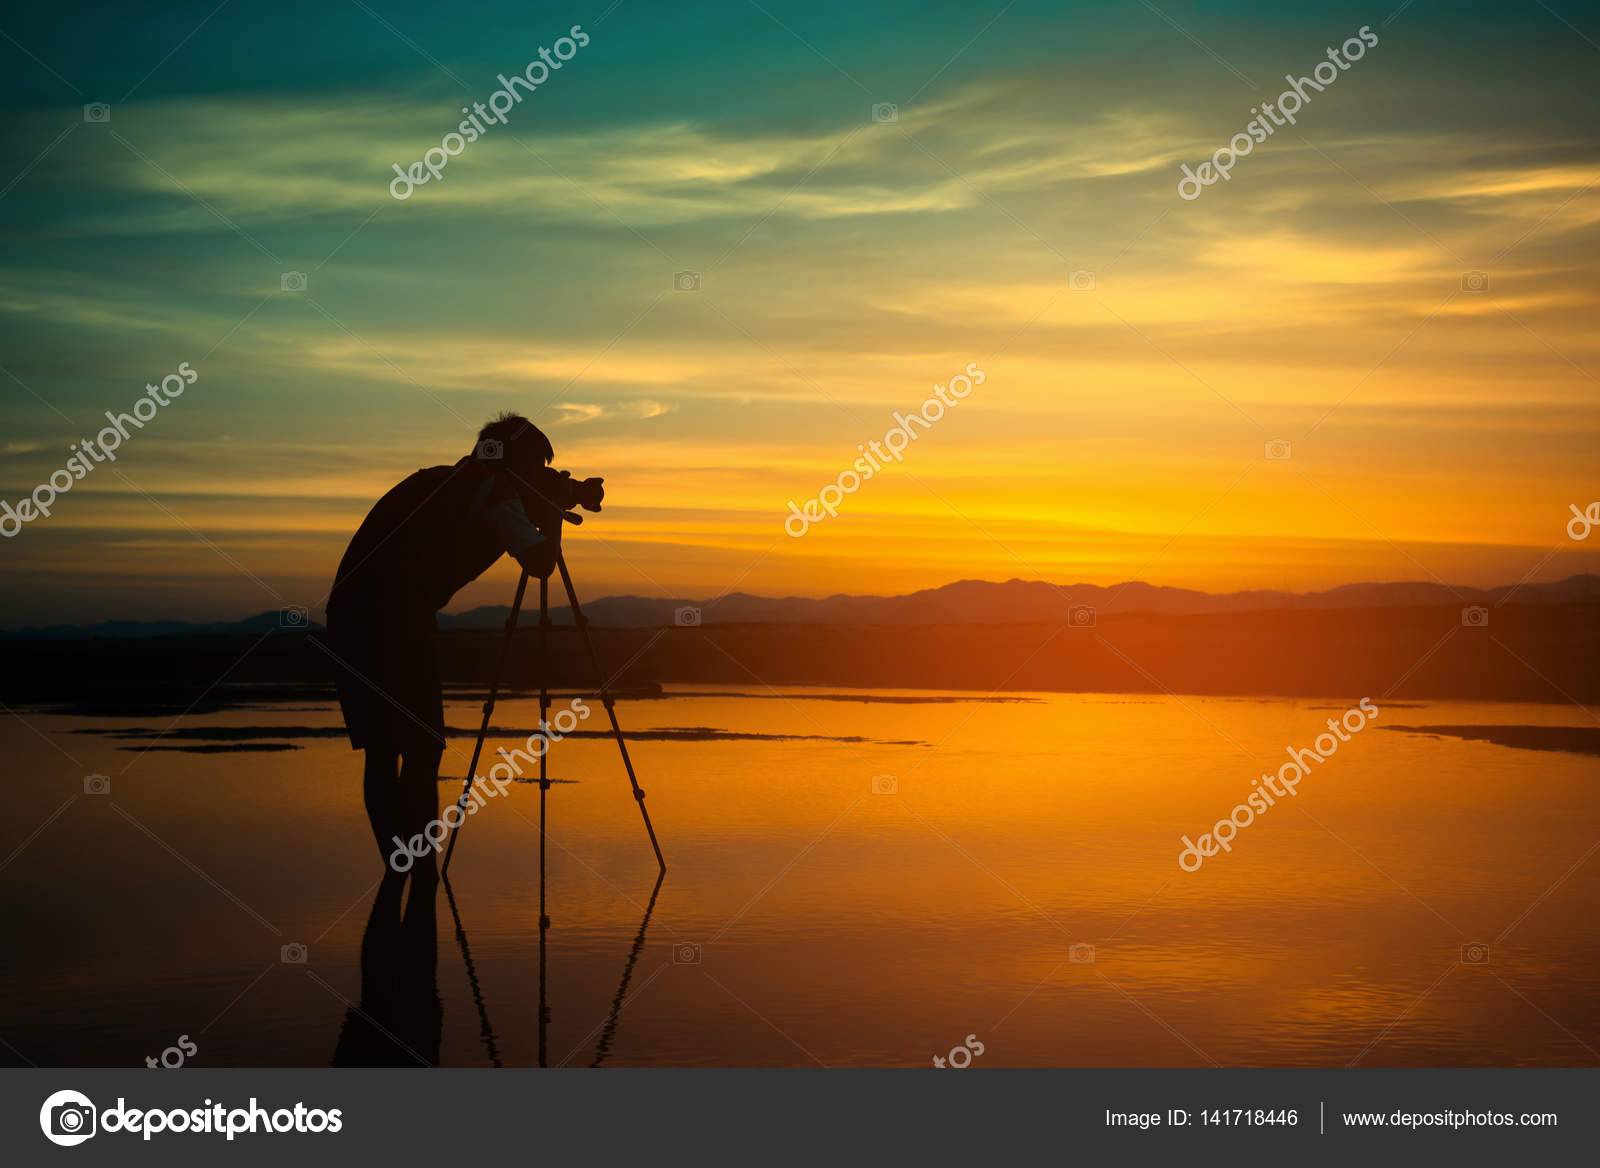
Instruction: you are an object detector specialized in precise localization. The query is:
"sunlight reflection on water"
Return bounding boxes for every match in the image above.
[1,688,1597,1067]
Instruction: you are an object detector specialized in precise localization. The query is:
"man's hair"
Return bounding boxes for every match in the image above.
[475,412,553,466]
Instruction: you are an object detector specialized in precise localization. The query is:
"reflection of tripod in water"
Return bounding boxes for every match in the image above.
[440,552,665,875]
[442,868,663,1066]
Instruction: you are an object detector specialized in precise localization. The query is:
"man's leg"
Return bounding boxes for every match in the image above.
[398,745,444,880]
[364,747,400,865]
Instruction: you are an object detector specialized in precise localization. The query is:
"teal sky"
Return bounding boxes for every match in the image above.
[2,1,1598,624]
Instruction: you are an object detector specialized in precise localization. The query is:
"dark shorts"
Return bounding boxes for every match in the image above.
[323,600,445,756]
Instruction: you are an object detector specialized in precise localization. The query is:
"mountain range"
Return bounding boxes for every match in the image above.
[5,575,1595,638]
[446,574,1597,629]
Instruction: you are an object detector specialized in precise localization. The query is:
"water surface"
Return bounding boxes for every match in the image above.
[2,688,1596,1067]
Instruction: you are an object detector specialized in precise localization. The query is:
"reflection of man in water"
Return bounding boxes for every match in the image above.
[322,414,559,870]
[331,872,440,1066]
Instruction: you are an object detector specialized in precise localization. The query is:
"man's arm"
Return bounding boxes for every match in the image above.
[488,496,557,578]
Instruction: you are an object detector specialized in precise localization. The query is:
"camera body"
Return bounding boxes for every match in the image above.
[519,465,605,540]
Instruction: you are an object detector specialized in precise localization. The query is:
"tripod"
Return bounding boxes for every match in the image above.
[440,549,666,875]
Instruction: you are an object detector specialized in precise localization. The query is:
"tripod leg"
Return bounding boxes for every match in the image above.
[538,574,552,1067]
[590,870,665,1067]
[538,572,551,927]
[441,873,502,1067]
[442,569,530,874]
[555,553,667,874]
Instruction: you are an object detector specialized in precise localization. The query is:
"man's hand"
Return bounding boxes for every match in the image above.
[517,536,559,580]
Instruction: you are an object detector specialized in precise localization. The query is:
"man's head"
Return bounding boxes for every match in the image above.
[471,412,603,533]
[473,412,553,474]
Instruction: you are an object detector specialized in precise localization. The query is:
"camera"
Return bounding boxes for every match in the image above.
[1265,438,1292,460]
[281,942,308,964]
[1069,605,1096,627]
[871,102,899,123]
[673,942,702,964]
[518,465,605,538]
[673,270,700,292]
[83,103,110,123]
[1461,943,1489,964]
[1462,606,1489,628]
[871,774,898,795]
[675,606,701,627]
[84,774,110,795]
[1461,271,1489,293]
[279,605,308,628]
[51,1102,95,1138]
[1069,943,1096,964]
[1069,269,1096,290]
[280,271,308,292]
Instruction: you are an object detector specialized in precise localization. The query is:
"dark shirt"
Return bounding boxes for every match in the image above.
[329,457,544,621]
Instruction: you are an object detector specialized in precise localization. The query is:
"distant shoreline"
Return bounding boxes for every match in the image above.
[2,602,1595,707]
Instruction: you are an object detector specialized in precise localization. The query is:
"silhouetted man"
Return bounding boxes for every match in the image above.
[324,413,562,871]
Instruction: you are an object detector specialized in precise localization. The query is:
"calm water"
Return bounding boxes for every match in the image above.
[2,687,1597,1067]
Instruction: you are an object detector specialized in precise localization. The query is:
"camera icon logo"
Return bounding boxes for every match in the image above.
[673,942,702,965]
[673,270,701,292]
[281,942,308,964]
[280,271,308,292]
[675,606,702,627]
[40,1090,97,1146]
[83,773,110,795]
[475,438,504,460]
[1461,942,1490,964]
[871,774,898,795]
[1069,270,1096,291]
[1068,605,1096,628]
[279,605,308,628]
[1069,943,1096,964]
[1462,606,1489,628]
[83,103,111,124]
[1265,438,1292,460]
[1461,271,1490,293]
[871,102,899,123]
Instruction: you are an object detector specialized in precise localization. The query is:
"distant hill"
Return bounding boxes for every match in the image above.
[0,610,324,640]
[5,576,1595,637]
[441,574,1600,629]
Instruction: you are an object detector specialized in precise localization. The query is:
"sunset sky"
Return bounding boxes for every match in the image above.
[1,0,1597,625]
